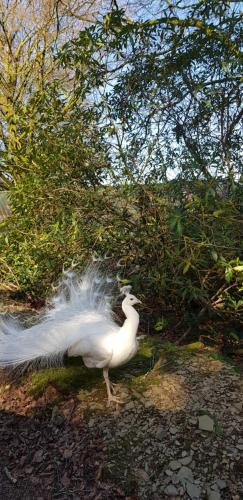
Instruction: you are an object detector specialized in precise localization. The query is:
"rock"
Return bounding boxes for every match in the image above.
[207,491,221,500]
[156,429,167,440]
[89,402,104,410]
[188,418,197,425]
[236,444,243,451]
[33,450,44,463]
[165,469,173,476]
[164,484,179,496]
[180,455,192,466]
[216,479,227,490]
[168,460,181,471]
[186,481,201,499]
[51,405,59,421]
[144,400,154,408]
[177,466,194,484]
[198,415,214,432]
[171,474,180,485]
[125,401,135,410]
[169,426,179,435]
[135,468,150,482]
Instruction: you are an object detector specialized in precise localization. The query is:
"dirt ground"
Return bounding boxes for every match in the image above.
[0,347,242,500]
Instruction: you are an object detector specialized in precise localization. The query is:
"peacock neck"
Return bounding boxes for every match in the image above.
[122,303,139,338]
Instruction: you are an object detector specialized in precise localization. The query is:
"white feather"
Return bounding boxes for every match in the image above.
[0,267,141,379]
[0,267,117,367]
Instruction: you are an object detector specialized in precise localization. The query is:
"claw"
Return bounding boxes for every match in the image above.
[107,394,122,406]
[103,379,119,394]
[110,382,119,395]
[103,368,123,407]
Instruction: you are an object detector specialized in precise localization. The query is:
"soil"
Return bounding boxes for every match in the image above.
[0,350,242,500]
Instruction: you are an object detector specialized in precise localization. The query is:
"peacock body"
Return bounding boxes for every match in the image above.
[0,267,141,404]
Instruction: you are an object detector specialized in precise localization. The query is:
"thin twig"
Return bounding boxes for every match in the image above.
[4,467,17,484]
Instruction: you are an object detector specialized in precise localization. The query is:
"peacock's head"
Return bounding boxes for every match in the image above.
[122,293,142,307]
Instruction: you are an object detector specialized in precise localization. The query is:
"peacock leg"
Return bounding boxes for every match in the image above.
[103,368,121,405]
[110,381,119,394]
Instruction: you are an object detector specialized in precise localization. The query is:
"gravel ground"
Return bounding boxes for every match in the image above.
[0,353,242,499]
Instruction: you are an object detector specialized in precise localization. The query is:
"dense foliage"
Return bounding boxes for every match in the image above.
[0,1,242,342]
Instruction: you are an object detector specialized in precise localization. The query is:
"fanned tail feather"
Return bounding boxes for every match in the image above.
[0,265,118,369]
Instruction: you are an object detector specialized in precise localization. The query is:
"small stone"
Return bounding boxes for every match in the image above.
[207,491,221,500]
[165,469,173,476]
[216,479,227,490]
[172,474,180,485]
[144,400,154,408]
[135,468,149,482]
[156,429,166,440]
[186,481,201,499]
[125,401,135,410]
[164,484,179,496]
[33,450,44,463]
[164,476,172,486]
[88,418,95,427]
[236,444,243,451]
[169,426,178,435]
[177,466,194,484]
[180,455,192,466]
[188,418,197,425]
[198,415,214,432]
[234,402,242,411]
[168,460,181,471]
[182,451,188,457]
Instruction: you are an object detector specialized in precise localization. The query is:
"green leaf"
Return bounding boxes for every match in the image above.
[211,250,218,262]
[154,319,168,332]
[213,210,223,217]
[228,331,239,341]
[225,267,233,283]
[233,265,243,272]
[183,260,191,274]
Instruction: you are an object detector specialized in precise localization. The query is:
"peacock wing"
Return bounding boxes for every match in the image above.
[68,334,113,369]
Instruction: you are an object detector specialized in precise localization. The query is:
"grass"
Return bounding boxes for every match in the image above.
[203,350,242,373]
[24,336,237,400]
[27,358,102,397]
[26,338,158,398]
[25,338,200,398]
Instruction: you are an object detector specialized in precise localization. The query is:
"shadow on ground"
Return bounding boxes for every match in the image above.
[0,341,242,499]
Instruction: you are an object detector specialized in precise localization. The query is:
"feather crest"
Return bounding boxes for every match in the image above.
[0,266,118,369]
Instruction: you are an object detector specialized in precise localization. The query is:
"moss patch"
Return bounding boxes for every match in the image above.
[26,338,156,398]
[27,358,101,397]
[25,338,207,399]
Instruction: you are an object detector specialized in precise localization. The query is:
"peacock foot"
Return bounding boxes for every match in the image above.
[107,394,122,406]
[103,380,119,394]
[110,382,119,395]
